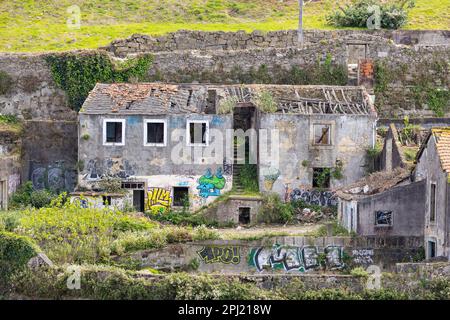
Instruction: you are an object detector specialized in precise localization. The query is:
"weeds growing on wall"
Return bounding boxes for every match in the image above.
[239,164,259,192]
[46,52,153,111]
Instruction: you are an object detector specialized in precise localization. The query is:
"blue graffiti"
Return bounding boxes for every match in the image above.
[197,168,226,198]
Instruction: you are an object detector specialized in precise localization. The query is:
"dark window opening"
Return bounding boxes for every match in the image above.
[106,122,123,143]
[428,241,436,259]
[189,122,207,145]
[102,196,112,206]
[239,207,251,225]
[313,124,331,145]
[312,168,331,189]
[147,122,165,144]
[173,187,189,207]
[430,183,436,222]
[375,211,393,226]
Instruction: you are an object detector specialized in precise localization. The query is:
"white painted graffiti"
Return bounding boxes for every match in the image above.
[290,188,338,207]
[249,245,345,272]
[351,249,374,265]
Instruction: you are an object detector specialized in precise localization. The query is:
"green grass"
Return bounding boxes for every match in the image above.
[0,0,448,52]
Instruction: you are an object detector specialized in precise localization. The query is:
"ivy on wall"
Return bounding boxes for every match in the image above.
[45,52,153,111]
[149,53,348,86]
[375,57,449,117]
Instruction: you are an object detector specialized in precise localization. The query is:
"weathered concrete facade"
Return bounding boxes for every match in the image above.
[78,83,375,212]
[414,128,450,259]
[260,113,376,198]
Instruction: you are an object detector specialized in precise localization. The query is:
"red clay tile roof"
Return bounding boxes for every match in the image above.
[432,128,450,173]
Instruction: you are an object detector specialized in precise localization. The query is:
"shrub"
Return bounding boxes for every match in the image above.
[30,189,55,209]
[316,220,349,236]
[252,90,277,113]
[0,70,13,95]
[257,193,293,224]
[192,225,221,241]
[327,0,415,30]
[9,181,34,209]
[0,231,39,284]
[110,230,167,255]
[148,210,217,227]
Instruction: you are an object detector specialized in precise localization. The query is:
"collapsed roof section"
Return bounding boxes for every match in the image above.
[80,83,376,117]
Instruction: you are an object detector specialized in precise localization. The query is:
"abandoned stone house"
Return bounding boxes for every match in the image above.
[338,126,450,260]
[75,82,376,220]
[413,128,450,259]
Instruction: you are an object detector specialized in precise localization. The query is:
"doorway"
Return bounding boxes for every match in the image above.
[239,207,251,225]
[0,180,6,210]
[427,240,437,259]
[347,44,367,86]
[133,189,145,212]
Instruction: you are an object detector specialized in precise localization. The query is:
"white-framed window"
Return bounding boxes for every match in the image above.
[144,119,167,147]
[186,120,209,147]
[103,119,125,146]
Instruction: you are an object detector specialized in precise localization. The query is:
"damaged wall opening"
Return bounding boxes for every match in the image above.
[239,207,251,224]
[313,124,331,145]
[173,187,189,207]
[312,168,331,188]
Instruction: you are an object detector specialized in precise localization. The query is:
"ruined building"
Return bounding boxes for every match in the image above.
[76,82,376,219]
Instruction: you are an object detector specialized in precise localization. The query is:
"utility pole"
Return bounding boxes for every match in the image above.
[298,0,304,47]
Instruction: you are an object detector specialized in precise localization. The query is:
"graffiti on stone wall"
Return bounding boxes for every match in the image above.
[197,168,226,198]
[31,161,76,192]
[146,187,172,214]
[290,188,337,207]
[84,158,135,181]
[351,249,374,266]
[262,167,280,191]
[249,244,345,272]
[197,246,240,264]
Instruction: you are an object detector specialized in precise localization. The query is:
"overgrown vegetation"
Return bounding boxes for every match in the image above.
[239,164,259,192]
[257,193,293,224]
[0,0,446,52]
[366,141,382,173]
[45,53,153,110]
[7,267,450,300]
[9,182,58,209]
[327,0,416,29]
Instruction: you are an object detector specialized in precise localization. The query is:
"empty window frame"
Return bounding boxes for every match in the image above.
[121,182,145,190]
[144,119,167,146]
[239,207,251,225]
[312,168,331,189]
[430,183,436,222]
[187,120,209,146]
[375,211,393,227]
[313,124,332,145]
[103,119,125,146]
[102,196,112,206]
[173,187,189,207]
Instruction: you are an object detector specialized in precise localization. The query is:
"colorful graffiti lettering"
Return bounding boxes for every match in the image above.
[290,188,337,207]
[197,168,226,198]
[249,244,344,272]
[197,246,240,264]
[146,187,172,214]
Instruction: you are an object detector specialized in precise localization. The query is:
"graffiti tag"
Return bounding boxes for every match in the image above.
[197,246,240,264]
[146,187,172,214]
[197,168,226,198]
[290,188,337,207]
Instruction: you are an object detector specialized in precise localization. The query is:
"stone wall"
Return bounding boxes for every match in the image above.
[0,53,75,121]
[21,120,78,192]
[103,30,450,57]
[115,236,424,273]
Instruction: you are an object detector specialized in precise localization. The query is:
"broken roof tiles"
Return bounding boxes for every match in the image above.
[80,83,376,116]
